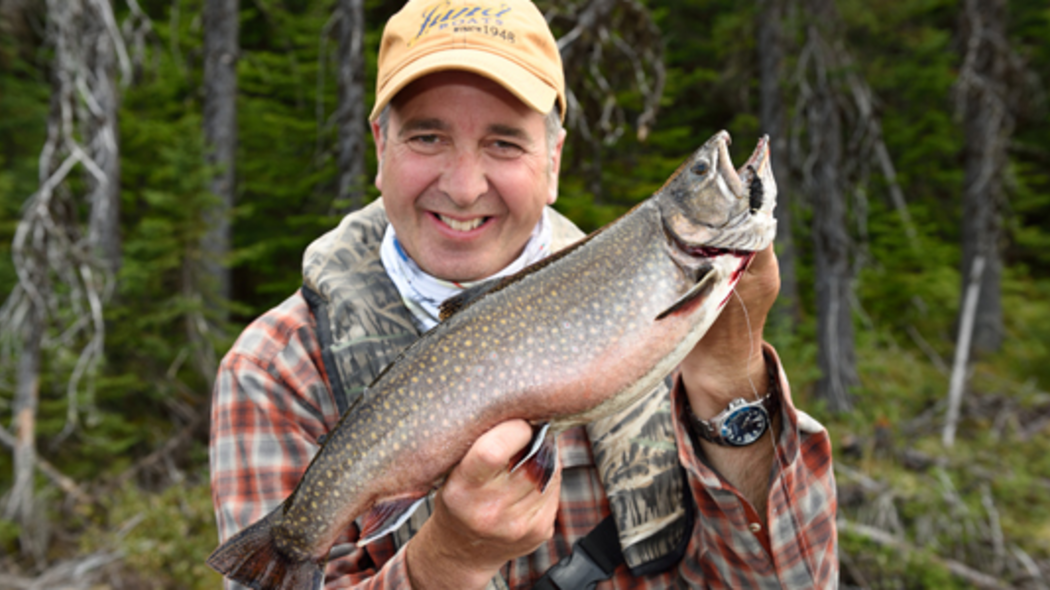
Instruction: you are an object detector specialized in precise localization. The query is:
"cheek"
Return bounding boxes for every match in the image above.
[382,157,433,209]
[492,162,552,216]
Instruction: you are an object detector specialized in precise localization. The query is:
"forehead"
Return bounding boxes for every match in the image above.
[390,71,544,133]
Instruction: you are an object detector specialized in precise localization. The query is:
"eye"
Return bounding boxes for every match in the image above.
[486,139,525,158]
[691,160,710,176]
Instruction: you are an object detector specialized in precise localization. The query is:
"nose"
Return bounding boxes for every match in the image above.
[440,150,489,208]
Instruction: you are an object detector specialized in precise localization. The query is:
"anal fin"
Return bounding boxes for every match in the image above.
[509,423,558,493]
[358,493,429,546]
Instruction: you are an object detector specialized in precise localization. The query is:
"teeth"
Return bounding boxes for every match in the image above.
[439,215,486,232]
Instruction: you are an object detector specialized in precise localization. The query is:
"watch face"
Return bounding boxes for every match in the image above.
[719,405,770,446]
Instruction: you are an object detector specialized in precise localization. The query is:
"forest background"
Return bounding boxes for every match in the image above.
[1,0,1049,588]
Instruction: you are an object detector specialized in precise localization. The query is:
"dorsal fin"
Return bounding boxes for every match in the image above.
[439,277,505,321]
[436,227,606,321]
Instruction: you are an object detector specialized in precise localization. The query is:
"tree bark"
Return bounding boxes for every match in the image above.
[757,0,799,329]
[202,0,239,305]
[85,0,122,275]
[5,296,46,561]
[335,0,367,215]
[956,0,1012,355]
[799,0,858,412]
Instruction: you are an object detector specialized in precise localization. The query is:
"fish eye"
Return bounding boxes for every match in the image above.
[691,160,710,176]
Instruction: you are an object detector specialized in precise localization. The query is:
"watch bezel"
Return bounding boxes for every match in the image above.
[717,403,771,447]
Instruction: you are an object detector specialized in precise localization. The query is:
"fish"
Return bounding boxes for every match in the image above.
[207,130,777,590]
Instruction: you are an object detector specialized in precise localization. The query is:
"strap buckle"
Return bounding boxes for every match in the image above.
[536,538,611,590]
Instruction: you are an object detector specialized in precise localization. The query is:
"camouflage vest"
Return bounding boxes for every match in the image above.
[301,200,692,582]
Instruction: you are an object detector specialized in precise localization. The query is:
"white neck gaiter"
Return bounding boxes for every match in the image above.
[380,208,553,331]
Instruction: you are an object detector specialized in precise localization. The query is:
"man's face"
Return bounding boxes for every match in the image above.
[372,71,565,282]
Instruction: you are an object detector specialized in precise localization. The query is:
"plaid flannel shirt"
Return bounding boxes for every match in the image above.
[210,291,838,589]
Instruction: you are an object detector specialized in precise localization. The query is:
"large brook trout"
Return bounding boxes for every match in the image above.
[208,131,777,589]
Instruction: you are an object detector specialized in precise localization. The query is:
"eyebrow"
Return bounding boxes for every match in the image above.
[398,117,448,137]
[398,117,533,144]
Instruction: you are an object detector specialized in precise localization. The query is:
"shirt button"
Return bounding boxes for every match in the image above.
[749,522,762,533]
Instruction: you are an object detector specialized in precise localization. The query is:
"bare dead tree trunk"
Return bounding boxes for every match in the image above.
[335,0,367,215]
[202,0,239,306]
[796,0,858,412]
[757,0,799,329]
[807,79,857,413]
[943,255,985,448]
[0,0,129,557]
[954,0,1016,355]
[84,0,122,275]
[4,270,47,562]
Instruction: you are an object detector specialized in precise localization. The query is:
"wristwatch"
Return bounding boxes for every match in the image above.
[689,367,780,447]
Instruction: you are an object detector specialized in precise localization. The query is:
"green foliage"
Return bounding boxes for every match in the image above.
[840,529,969,589]
[78,474,222,589]
[1,0,1049,585]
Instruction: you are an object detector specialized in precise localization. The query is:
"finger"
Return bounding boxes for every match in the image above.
[457,420,534,486]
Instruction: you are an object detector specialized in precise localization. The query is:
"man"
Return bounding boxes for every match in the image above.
[210,0,838,588]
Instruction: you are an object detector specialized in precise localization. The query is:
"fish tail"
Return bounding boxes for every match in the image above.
[207,505,325,590]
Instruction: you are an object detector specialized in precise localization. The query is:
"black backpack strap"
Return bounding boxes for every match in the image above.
[534,515,624,590]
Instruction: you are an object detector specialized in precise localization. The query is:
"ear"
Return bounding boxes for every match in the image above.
[371,120,385,191]
[547,128,567,205]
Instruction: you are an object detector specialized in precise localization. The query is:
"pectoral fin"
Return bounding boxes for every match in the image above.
[655,270,717,321]
[358,493,429,546]
[509,423,558,493]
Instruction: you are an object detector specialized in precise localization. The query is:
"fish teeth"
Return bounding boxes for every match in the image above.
[439,215,486,232]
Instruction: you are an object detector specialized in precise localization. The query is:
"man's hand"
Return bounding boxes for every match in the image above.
[405,420,561,590]
[679,245,781,517]
[681,244,780,418]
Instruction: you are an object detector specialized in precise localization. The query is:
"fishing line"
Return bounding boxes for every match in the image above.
[730,285,819,585]
[731,288,760,401]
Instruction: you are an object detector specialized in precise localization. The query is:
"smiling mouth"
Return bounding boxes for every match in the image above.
[437,214,488,232]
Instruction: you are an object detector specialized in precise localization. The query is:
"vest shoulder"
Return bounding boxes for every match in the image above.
[548,206,586,252]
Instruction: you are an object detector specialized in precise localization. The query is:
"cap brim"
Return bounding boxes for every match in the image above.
[369,48,561,122]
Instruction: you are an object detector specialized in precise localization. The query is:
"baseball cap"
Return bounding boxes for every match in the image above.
[370,0,566,122]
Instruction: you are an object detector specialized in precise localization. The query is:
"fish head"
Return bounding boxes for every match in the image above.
[655,131,777,253]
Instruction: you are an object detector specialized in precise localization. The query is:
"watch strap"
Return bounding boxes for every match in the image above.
[688,356,781,447]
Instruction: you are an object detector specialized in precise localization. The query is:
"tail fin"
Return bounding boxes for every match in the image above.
[207,505,325,590]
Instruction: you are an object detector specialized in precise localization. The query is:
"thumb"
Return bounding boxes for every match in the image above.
[455,420,534,486]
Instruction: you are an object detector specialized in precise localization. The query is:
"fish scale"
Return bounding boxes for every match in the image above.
[208,130,778,590]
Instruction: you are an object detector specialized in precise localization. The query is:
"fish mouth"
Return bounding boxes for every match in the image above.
[697,131,772,219]
[738,136,770,212]
[702,132,777,251]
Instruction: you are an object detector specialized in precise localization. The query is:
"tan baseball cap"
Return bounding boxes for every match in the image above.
[370,0,566,122]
